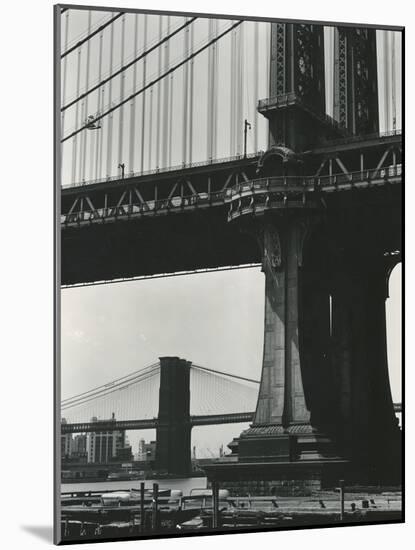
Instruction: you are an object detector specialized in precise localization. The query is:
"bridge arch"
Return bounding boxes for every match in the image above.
[256,146,300,177]
[386,262,402,423]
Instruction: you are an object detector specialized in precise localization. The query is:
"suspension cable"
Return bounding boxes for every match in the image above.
[192,364,259,385]
[61,12,124,59]
[62,364,160,408]
[62,17,196,112]
[61,20,243,143]
[61,369,160,411]
[61,361,160,405]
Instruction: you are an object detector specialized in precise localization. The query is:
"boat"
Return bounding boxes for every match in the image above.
[106,470,144,481]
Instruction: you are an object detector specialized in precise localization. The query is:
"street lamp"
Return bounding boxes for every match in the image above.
[85,114,101,130]
[244,119,251,158]
[118,163,125,180]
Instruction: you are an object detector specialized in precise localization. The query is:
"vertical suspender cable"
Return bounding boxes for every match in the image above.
[140,14,148,173]
[168,19,176,166]
[207,19,213,160]
[384,32,390,131]
[118,15,126,172]
[235,24,240,155]
[391,32,396,131]
[78,100,85,182]
[230,27,235,156]
[168,70,174,167]
[253,21,259,152]
[106,23,115,177]
[98,88,105,179]
[129,14,139,174]
[212,18,218,160]
[60,10,69,183]
[156,17,162,169]
[61,10,70,177]
[79,14,91,183]
[188,22,194,164]
[83,12,92,181]
[148,86,154,170]
[182,18,189,164]
[265,22,271,146]
[237,24,244,155]
[162,17,170,168]
[71,47,82,185]
[95,31,104,180]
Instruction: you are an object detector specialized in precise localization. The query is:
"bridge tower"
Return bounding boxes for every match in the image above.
[236,22,342,474]
[258,22,341,152]
[205,22,400,491]
[155,357,192,476]
[333,27,379,135]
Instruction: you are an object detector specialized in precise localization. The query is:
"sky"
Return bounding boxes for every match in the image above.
[60,10,402,457]
[61,262,402,456]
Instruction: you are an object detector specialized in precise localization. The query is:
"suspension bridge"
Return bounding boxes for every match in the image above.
[60,356,401,476]
[61,356,260,475]
[58,8,402,487]
[61,358,259,431]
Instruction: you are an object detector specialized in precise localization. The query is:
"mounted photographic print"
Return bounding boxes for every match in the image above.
[54,3,404,545]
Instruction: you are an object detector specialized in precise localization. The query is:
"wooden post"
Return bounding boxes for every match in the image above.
[140,482,145,534]
[339,479,345,521]
[152,482,159,532]
[212,480,219,529]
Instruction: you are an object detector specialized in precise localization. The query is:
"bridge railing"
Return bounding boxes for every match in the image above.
[62,151,262,190]
[61,164,402,226]
[227,164,402,196]
[316,164,402,189]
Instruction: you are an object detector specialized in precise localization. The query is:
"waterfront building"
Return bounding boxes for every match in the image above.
[61,418,73,458]
[137,438,156,462]
[86,414,126,463]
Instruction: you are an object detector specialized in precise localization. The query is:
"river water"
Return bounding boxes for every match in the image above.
[61,477,208,496]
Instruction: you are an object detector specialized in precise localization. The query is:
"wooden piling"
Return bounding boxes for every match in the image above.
[212,480,219,529]
[140,482,145,533]
[152,482,159,532]
[339,479,345,521]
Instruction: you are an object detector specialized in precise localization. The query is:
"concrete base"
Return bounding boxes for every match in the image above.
[203,457,349,497]
[237,424,338,464]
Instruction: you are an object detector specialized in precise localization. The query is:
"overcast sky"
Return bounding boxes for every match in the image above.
[60,10,402,456]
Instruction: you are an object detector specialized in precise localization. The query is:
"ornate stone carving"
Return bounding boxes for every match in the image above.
[264,224,282,270]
